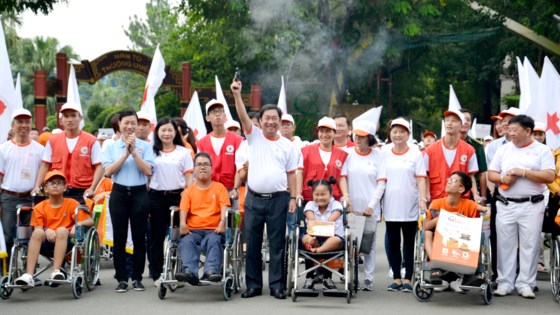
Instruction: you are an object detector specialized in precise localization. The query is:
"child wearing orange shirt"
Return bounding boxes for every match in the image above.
[15,170,93,287]
[424,171,489,260]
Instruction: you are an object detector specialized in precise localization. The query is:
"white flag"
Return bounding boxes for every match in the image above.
[140,45,166,131]
[441,119,446,138]
[517,56,530,113]
[183,91,207,141]
[67,65,84,129]
[277,76,287,115]
[520,57,540,117]
[14,73,22,109]
[539,57,560,150]
[352,106,382,134]
[408,119,414,145]
[0,17,17,143]
[215,75,233,121]
[469,118,477,139]
[448,84,461,111]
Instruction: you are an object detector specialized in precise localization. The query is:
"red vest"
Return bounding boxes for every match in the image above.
[425,138,475,199]
[48,131,97,189]
[196,131,243,189]
[300,144,348,201]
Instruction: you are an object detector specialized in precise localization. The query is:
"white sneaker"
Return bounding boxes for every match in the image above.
[154,278,161,288]
[494,287,509,296]
[49,269,65,281]
[15,273,34,287]
[434,280,449,292]
[519,289,535,299]
[450,280,465,293]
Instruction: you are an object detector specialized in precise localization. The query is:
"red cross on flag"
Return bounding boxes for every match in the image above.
[183,91,207,141]
[140,45,166,132]
[0,17,18,143]
[539,57,560,150]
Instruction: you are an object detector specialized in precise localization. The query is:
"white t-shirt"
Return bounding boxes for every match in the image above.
[235,139,249,171]
[304,198,344,238]
[210,135,226,156]
[0,140,44,192]
[489,141,555,197]
[149,145,194,191]
[43,135,102,165]
[380,147,427,221]
[246,126,297,193]
[342,147,384,220]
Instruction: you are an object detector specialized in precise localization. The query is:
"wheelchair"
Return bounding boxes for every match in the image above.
[157,205,245,301]
[412,210,493,305]
[0,197,101,299]
[285,200,359,303]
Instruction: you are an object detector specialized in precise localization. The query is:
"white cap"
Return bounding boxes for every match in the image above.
[205,99,225,115]
[60,102,82,115]
[97,132,108,140]
[52,128,63,134]
[352,120,376,136]
[498,107,519,118]
[316,117,336,130]
[390,117,411,133]
[483,135,493,141]
[281,114,295,125]
[534,121,546,132]
[11,108,32,120]
[224,119,241,130]
[443,109,465,125]
[136,111,151,122]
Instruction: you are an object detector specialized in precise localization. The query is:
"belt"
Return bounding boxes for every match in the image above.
[506,197,531,203]
[150,189,183,195]
[247,187,283,199]
[113,183,147,193]
[2,190,31,198]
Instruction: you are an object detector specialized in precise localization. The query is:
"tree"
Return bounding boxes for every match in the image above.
[1,0,66,15]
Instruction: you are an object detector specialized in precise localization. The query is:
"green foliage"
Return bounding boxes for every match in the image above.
[0,0,65,15]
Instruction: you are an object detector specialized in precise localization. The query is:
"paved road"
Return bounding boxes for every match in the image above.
[2,224,559,315]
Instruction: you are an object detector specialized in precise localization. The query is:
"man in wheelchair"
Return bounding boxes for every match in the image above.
[175,152,230,286]
[15,170,93,287]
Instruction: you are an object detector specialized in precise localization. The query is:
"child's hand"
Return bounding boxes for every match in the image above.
[70,226,76,237]
[45,228,56,242]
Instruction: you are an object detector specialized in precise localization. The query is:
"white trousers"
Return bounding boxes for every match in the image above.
[363,221,377,282]
[496,200,545,293]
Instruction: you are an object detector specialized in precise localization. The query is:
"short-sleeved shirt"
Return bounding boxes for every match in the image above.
[466,136,487,173]
[488,140,555,197]
[0,140,44,192]
[380,147,427,221]
[31,198,89,230]
[245,126,297,193]
[149,145,193,191]
[42,134,101,165]
[485,136,508,165]
[426,198,480,220]
[180,182,230,230]
[101,137,155,186]
[304,199,344,238]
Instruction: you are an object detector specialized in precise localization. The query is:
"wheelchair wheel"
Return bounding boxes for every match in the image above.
[158,281,167,300]
[169,247,182,292]
[413,229,425,283]
[284,231,294,296]
[550,237,560,302]
[291,288,297,302]
[0,276,13,299]
[413,281,433,302]
[233,229,245,293]
[482,282,493,305]
[223,276,234,301]
[353,237,359,294]
[72,276,83,299]
[84,229,101,291]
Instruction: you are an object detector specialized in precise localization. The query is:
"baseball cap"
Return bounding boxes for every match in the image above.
[498,107,519,118]
[490,115,502,121]
[534,121,546,133]
[423,131,436,139]
[316,117,336,131]
[281,114,295,125]
[483,135,493,142]
[44,170,66,185]
[11,108,32,120]
[60,102,82,115]
[205,99,226,115]
[444,109,465,125]
[352,120,376,136]
[136,111,151,122]
[390,117,411,133]
[224,120,241,130]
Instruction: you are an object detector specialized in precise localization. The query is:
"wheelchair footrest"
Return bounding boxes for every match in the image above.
[322,289,348,297]
[294,289,320,297]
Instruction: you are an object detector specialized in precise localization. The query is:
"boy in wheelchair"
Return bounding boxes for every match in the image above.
[15,170,93,287]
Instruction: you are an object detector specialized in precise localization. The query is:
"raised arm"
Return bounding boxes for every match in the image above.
[231,80,252,133]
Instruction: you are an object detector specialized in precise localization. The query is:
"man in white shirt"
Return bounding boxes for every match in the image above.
[232,80,298,300]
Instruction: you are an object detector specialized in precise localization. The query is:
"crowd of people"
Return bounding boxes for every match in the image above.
[0,79,558,302]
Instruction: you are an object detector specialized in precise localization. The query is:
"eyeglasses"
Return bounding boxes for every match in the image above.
[210,109,225,115]
[195,162,212,168]
[47,180,65,186]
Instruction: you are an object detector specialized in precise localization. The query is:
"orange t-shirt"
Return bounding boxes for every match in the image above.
[31,198,90,230]
[37,131,52,146]
[180,181,230,230]
[94,177,113,204]
[427,198,480,220]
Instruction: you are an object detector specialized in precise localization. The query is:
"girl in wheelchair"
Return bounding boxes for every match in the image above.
[15,170,93,287]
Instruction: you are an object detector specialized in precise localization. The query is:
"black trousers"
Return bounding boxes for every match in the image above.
[109,184,150,282]
[148,190,181,280]
[244,191,289,290]
[386,221,417,280]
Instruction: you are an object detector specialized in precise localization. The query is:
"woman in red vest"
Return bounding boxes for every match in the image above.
[296,116,349,291]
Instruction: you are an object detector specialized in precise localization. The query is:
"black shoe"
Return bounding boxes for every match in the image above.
[115,281,128,293]
[176,270,199,286]
[303,278,315,290]
[205,272,222,283]
[270,288,286,299]
[241,288,262,298]
[132,280,145,291]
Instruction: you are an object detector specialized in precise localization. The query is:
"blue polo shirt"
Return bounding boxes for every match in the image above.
[102,138,155,186]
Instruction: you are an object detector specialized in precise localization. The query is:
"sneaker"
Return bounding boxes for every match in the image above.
[115,281,128,293]
[33,278,43,287]
[362,279,373,291]
[434,280,449,292]
[519,289,535,299]
[49,269,66,281]
[154,278,161,288]
[323,278,337,290]
[176,270,199,286]
[132,280,145,291]
[15,273,34,287]
[303,278,315,290]
[205,272,222,283]
[494,287,509,296]
[450,280,465,293]
[401,283,413,292]
[387,282,402,291]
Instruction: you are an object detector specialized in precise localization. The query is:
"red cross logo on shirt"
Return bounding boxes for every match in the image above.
[547,112,560,135]
[0,99,6,115]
